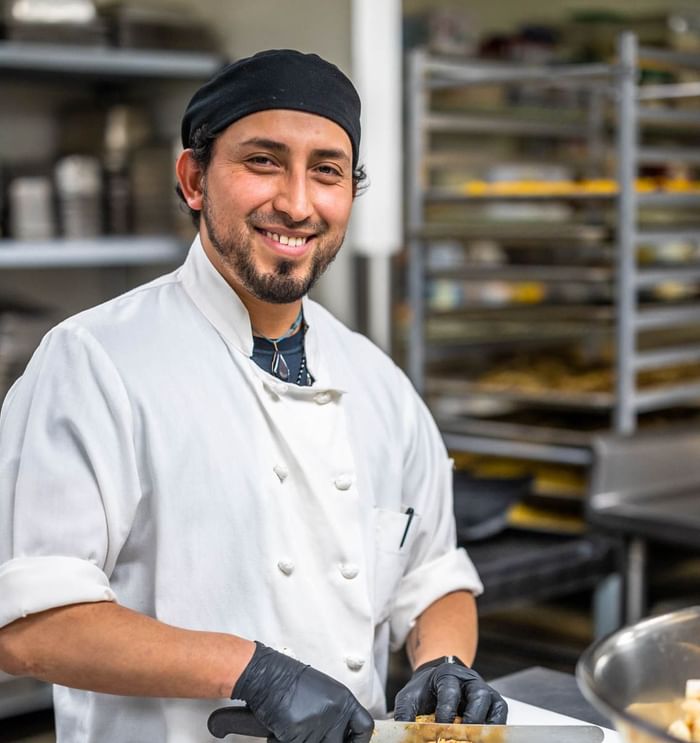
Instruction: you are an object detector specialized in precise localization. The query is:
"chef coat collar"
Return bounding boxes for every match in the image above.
[180,236,333,389]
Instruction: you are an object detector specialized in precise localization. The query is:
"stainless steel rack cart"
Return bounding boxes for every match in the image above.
[407,34,700,464]
[405,32,700,626]
[405,46,617,467]
[612,32,700,622]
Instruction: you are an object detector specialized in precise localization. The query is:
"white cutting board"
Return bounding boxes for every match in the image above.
[504,696,621,743]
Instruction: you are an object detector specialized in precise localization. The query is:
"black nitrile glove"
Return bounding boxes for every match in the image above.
[393,656,508,725]
[232,642,374,743]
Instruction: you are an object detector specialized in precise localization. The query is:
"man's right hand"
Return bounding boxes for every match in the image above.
[232,641,374,743]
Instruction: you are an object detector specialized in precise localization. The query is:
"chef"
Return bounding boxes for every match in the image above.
[0,49,506,742]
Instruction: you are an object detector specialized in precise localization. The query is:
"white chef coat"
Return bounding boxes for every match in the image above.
[0,236,482,743]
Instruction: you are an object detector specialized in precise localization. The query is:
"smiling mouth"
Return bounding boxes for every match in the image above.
[257,229,312,248]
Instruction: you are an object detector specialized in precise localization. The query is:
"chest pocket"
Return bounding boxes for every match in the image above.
[373,506,422,622]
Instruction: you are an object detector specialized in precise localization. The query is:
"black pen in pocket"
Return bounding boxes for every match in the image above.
[399,507,415,549]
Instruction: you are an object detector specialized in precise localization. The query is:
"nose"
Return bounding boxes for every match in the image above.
[272,171,313,223]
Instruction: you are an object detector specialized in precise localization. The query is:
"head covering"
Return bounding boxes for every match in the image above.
[181,49,361,167]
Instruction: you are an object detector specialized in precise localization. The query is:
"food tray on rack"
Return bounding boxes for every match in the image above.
[435,412,600,448]
[428,376,615,410]
[411,222,609,242]
[425,318,607,344]
[428,356,700,411]
[435,405,700,449]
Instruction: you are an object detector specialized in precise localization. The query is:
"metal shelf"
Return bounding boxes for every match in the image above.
[440,428,593,465]
[637,82,700,101]
[636,266,700,287]
[425,188,615,203]
[437,414,598,449]
[0,237,188,268]
[411,222,608,242]
[638,107,700,127]
[426,111,587,138]
[422,54,613,88]
[427,376,614,411]
[634,382,700,412]
[637,192,700,207]
[427,304,615,321]
[639,46,700,71]
[637,147,700,166]
[0,41,223,79]
[636,229,700,244]
[635,305,700,330]
[433,374,700,418]
[634,344,700,371]
[425,333,589,358]
[428,265,612,282]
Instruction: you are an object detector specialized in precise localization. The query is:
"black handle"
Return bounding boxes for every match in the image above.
[208,707,271,739]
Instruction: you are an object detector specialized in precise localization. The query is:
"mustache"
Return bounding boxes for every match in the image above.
[247,212,328,234]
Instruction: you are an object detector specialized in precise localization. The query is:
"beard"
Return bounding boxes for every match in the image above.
[201,189,345,304]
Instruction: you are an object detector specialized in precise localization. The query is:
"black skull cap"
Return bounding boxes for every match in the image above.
[181,49,361,167]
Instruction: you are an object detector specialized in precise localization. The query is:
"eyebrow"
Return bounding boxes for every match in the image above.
[238,137,350,164]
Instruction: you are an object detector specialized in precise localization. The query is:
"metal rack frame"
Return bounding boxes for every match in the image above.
[406,34,700,626]
[614,33,700,623]
[616,32,700,433]
[405,47,616,464]
[406,36,700,465]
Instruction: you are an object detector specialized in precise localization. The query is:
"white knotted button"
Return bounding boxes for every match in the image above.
[334,474,353,491]
[273,464,288,483]
[277,559,295,575]
[339,563,359,580]
[345,655,365,671]
[314,391,332,405]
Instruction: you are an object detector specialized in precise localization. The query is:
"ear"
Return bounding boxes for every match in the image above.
[176,149,205,211]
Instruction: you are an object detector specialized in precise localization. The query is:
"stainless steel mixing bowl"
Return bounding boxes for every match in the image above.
[577,605,700,743]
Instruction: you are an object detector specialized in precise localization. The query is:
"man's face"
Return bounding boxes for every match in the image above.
[198,109,355,304]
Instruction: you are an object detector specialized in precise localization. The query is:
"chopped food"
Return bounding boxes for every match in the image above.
[668,679,700,742]
[415,715,463,724]
[668,719,692,742]
[413,714,467,743]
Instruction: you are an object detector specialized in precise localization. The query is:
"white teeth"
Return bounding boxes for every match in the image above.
[263,231,308,248]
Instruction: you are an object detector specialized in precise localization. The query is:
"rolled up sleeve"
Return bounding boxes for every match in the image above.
[0,322,141,629]
[0,556,116,628]
[389,374,483,650]
[390,547,482,651]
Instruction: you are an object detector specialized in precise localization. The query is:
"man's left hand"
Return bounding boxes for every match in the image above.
[393,656,508,725]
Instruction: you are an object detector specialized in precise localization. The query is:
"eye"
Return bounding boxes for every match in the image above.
[315,164,343,179]
[246,155,279,168]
